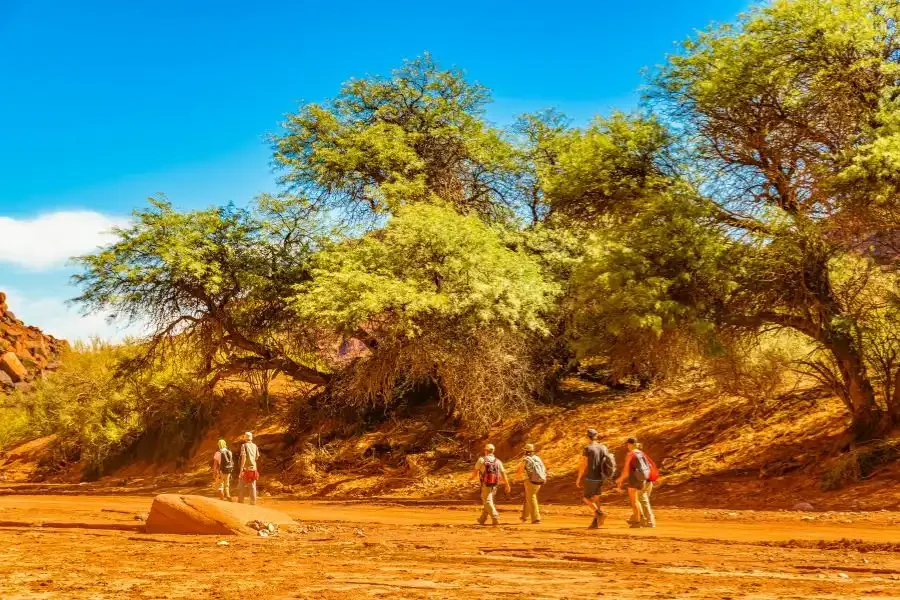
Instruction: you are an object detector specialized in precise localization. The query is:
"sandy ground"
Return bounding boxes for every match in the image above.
[1,495,900,599]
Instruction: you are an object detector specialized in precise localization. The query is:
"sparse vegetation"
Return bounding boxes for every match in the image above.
[3,1,899,487]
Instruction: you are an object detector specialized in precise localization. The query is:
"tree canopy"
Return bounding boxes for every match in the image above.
[73,1,900,439]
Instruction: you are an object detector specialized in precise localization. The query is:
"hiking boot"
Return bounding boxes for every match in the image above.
[477,519,486,526]
[628,521,642,529]
[531,520,541,524]
[491,519,500,526]
[595,510,607,526]
[588,518,599,529]
[642,522,656,528]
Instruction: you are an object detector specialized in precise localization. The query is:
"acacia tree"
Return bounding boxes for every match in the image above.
[271,54,521,223]
[72,196,333,387]
[653,0,900,439]
[291,203,559,429]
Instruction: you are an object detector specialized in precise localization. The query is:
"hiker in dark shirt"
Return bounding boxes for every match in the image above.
[575,428,615,529]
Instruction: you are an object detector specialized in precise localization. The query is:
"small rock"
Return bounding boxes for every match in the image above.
[793,502,815,511]
[134,513,148,521]
[838,573,850,579]
[354,528,366,537]
[258,529,269,538]
[801,516,816,521]
[216,540,230,546]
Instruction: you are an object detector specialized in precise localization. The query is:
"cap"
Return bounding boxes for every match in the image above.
[586,428,598,439]
[524,443,535,452]
[484,443,495,453]
[626,436,638,445]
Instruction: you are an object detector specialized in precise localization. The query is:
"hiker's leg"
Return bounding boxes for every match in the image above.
[520,481,529,522]
[224,474,231,499]
[479,485,491,524]
[522,480,533,521]
[627,487,643,523]
[250,480,257,505]
[486,486,499,521]
[639,483,655,526]
[237,474,246,503]
[531,483,541,522]
[581,496,599,513]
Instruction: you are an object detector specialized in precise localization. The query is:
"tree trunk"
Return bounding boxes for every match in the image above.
[828,332,887,442]
[889,369,900,428]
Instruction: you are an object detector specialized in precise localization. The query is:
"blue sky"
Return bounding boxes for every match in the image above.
[0,0,749,340]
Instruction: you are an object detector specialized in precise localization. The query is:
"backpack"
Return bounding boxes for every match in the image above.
[646,454,660,483]
[481,456,500,486]
[630,450,651,483]
[219,448,234,474]
[598,445,616,481]
[524,455,547,485]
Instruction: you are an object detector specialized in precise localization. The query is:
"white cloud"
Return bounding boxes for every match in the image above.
[1,288,145,343]
[0,211,127,270]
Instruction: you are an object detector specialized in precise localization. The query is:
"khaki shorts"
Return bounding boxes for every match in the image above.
[215,473,232,492]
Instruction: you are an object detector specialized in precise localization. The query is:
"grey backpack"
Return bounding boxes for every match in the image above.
[524,455,547,484]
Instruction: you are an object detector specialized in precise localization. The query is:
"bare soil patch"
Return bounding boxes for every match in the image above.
[2,495,900,599]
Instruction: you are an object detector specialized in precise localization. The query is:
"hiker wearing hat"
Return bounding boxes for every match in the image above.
[211,439,234,501]
[237,431,261,505]
[616,436,659,528]
[471,443,510,525]
[575,428,616,529]
[515,443,547,524]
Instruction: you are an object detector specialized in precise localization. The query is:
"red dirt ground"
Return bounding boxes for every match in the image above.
[2,494,900,599]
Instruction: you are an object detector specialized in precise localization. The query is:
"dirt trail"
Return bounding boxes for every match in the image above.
[2,495,900,599]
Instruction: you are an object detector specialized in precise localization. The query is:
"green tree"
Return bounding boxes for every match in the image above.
[72,196,332,386]
[654,0,900,439]
[271,54,520,223]
[291,203,559,428]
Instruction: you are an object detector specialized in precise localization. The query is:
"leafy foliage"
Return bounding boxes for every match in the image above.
[272,54,520,223]
[293,203,559,429]
[1,340,209,473]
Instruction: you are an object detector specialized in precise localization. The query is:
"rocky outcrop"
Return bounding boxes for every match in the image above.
[144,494,296,535]
[0,291,67,392]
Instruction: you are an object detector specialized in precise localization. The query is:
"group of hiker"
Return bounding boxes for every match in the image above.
[473,428,659,528]
[210,431,261,505]
[209,427,659,530]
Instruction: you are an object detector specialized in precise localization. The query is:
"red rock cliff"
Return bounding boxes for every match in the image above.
[0,292,67,392]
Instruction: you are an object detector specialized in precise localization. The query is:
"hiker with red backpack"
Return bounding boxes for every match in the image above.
[471,443,510,525]
[576,428,616,529]
[616,436,659,528]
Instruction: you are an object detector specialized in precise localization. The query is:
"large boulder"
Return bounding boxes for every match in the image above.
[144,494,296,535]
[0,352,27,383]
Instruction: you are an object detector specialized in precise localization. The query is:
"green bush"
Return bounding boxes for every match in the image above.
[4,339,210,474]
[820,440,900,491]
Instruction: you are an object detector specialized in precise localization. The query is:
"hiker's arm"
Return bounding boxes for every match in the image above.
[501,465,510,491]
[470,460,481,481]
[515,461,524,480]
[240,451,246,472]
[616,454,632,489]
[576,455,586,488]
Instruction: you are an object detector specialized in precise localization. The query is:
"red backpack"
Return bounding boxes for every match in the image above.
[646,454,660,483]
[481,456,500,486]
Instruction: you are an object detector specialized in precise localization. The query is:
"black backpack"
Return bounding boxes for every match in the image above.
[598,445,616,481]
[219,448,234,473]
